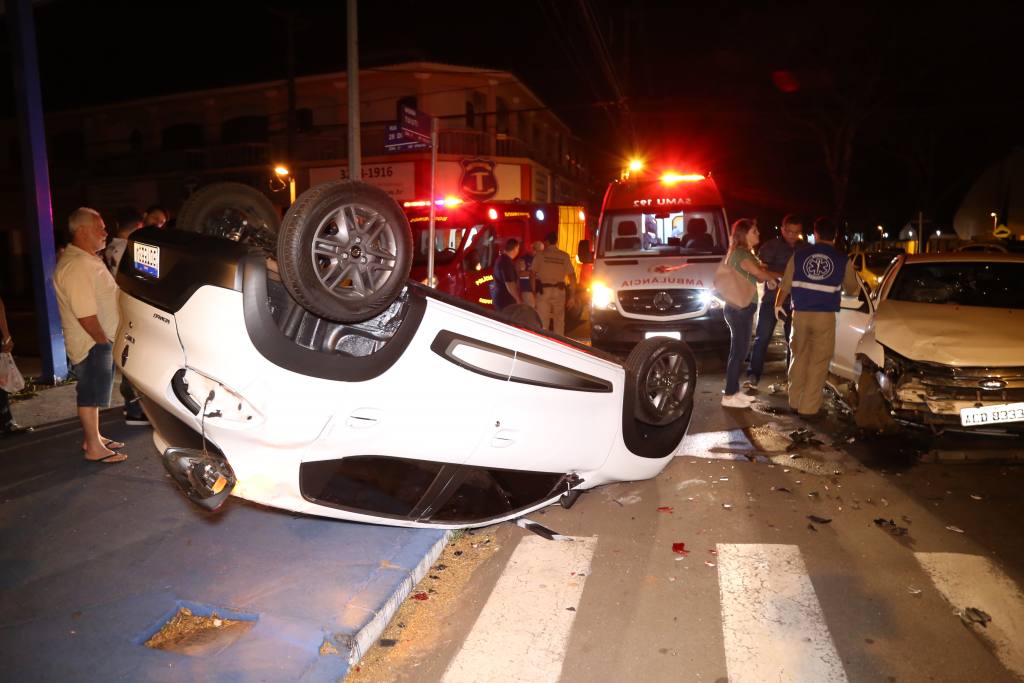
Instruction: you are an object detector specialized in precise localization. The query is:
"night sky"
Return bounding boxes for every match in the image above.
[2,0,1022,231]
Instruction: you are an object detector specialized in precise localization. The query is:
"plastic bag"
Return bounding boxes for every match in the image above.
[0,352,25,393]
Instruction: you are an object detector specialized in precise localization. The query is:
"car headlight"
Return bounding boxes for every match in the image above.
[591,281,616,309]
[697,288,721,309]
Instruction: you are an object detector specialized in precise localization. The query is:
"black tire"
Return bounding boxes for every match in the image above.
[277,180,412,323]
[625,337,697,426]
[499,303,543,330]
[176,182,280,251]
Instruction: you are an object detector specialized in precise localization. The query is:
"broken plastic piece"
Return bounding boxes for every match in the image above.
[960,607,992,628]
[671,542,690,556]
[412,592,429,601]
[704,561,716,567]
[908,586,923,596]
[873,518,908,536]
[516,517,572,541]
[807,523,817,532]
[657,506,674,513]
[945,525,966,534]
[722,503,733,510]
[970,494,983,501]
[807,515,832,524]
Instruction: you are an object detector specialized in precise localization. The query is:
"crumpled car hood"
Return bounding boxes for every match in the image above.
[874,300,1024,366]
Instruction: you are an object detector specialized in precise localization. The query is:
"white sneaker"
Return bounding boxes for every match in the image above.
[721,393,753,408]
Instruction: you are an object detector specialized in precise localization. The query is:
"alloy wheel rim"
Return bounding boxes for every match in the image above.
[644,351,690,420]
[309,203,399,301]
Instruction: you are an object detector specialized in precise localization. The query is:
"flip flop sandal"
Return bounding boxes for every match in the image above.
[81,440,126,453]
[85,452,128,464]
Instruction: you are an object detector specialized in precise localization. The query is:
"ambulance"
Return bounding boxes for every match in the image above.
[404,198,589,317]
[585,166,730,352]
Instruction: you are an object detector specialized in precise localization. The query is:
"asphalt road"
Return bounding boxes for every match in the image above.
[355,345,1024,683]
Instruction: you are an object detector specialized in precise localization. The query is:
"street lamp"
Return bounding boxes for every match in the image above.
[275,165,296,204]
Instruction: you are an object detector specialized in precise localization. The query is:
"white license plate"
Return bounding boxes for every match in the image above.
[645,331,681,340]
[133,242,160,278]
[960,402,1024,427]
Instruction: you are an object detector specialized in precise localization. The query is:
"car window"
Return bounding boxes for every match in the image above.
[887,261,1024,309]
[865,252,897,269]
[598,209,727,257]
[413,225,471,266]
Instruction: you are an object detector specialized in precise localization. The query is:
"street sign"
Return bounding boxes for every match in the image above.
[994,224,1011,239]
[398,104,432,144]
[384,124,430,153]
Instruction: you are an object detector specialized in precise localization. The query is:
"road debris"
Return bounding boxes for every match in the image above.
[807,523,818,532]
[959,607,992,628]
[970,494,983,501]
[672,542,690,556]
[908,586,923,597]
[771,486,793,494]
[515,518,572,541]
[412,592,429,601]
[722,503,733,510]
[657,506,674,513]
[874,518,909,536]
[945,525,966,534]
[807,515,832,524]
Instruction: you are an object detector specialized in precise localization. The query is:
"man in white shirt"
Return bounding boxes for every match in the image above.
[53,208,127,463]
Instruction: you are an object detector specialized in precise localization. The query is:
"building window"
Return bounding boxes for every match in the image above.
[221,115,269,144]
[465,101,476,128]
[161,123,205,151]
[496,97,509,135]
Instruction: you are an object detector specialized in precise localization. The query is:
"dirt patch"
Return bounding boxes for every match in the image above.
[345,531,501,681]
[144,606,253,656]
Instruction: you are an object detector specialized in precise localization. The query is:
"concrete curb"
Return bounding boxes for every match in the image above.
[347,530,452,666]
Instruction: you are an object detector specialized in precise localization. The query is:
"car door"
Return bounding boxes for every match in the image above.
[831,275,873,380]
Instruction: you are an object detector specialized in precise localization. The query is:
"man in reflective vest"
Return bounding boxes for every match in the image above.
[775,217,859,417]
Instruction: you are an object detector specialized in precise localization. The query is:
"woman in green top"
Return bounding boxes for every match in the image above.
[722,219,775,408]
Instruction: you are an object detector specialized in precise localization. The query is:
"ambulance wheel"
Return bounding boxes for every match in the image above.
[625,337,696,426]
[176,182,280,251]
[278,181,412,323]
[499,303,543,331]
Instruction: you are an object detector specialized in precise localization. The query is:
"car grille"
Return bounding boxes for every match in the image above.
[618,289,703,316]
[895,357,1024,403]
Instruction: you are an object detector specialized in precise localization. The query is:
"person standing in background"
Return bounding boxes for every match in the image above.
[721,219,776,408]
[775,217,859,418]
[53,208,127,463]
[532,232,576,335]
[490,238,521,311]
[0,295,32,436]
[142,206,168,228]
[746,214,802,388]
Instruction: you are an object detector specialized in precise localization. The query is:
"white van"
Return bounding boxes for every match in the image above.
[584,170,730,352]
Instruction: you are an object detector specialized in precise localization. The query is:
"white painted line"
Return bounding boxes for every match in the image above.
[916,552,1024,678]
[442,535,597,683]
[717,543,847,683]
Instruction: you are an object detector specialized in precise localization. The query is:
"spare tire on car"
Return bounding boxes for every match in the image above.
[277,180,413,324]
[625,336,697,426]
[176,182,281,251]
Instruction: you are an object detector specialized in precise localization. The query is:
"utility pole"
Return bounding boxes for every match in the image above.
[285,10,296,164]
[7,0,67,383]
[346,0,361,179]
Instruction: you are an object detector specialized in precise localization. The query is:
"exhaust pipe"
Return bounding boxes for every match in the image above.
[162,447,236,511]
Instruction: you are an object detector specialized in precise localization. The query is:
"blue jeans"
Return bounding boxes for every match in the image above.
[748,288,792,381]
[72,343,114,408]
[724,302,756,395]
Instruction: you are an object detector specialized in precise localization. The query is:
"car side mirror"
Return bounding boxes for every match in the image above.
[578,239,594,264]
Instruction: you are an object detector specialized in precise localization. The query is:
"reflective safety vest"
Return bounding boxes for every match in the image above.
[791,244,845,312]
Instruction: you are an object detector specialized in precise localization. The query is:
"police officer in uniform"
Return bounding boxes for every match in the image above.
[532,231,576,335]
[775,217,859,417]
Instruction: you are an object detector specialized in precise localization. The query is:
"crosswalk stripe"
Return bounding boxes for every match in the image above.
[441,536,597,683]
[717,543,848,683]
[916,552,1024,678]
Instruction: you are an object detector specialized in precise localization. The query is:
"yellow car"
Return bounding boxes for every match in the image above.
[849,251,899,291]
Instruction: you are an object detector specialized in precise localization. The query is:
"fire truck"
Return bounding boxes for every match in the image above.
[404,198,590,318]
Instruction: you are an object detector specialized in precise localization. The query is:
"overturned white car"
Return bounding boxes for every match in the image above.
[114,182,695,528]
[831,252,1024,434]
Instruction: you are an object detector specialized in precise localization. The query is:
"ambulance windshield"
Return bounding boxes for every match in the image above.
[412,224,475,266]
[598,209,727,257]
